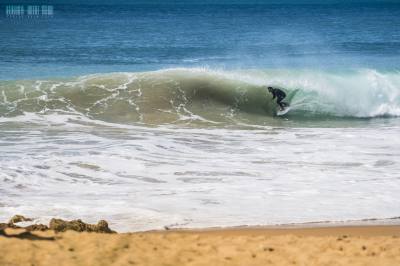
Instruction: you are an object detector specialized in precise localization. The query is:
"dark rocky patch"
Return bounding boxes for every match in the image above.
[0,215,115,234]
[49,218,115,233]
[9,214,33,224]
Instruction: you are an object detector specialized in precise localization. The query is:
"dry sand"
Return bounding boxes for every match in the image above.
[1,225,400,266]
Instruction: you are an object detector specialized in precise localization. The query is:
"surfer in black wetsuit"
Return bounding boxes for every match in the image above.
[267,86,288,111]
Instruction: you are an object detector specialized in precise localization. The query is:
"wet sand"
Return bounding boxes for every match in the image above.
[1,225,400,266]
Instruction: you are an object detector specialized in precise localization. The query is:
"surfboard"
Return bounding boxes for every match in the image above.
[274,89,298,116]
[277,106,291,116]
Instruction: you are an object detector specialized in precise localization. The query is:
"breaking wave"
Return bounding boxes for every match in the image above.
[0,68,399,126]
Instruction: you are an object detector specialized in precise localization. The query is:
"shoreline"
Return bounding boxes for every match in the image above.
[159,216,400,232]
[161,224,400,237]
[3,214,400,233]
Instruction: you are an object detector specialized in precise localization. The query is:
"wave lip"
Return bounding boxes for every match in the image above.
[0,68,399,126]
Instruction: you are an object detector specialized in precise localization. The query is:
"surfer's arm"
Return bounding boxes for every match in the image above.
[272,91,276,99]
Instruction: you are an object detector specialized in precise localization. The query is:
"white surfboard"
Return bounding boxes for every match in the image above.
[277,106,291,116]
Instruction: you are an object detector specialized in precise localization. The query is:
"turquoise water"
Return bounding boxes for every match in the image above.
[0,4,399,231]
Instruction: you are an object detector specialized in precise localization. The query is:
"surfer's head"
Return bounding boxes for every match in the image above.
[267,86,273,92]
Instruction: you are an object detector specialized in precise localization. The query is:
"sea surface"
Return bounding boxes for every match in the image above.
[0,4,400,231]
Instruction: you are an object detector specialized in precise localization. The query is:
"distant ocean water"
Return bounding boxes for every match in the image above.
[0,4,400,231]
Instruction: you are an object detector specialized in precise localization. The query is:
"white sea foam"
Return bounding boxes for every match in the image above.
[0,117,399,231]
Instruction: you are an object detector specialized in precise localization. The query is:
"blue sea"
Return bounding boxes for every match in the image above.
[1,3,400,231]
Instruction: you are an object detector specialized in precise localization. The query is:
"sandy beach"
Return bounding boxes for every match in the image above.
[1,224,400,266]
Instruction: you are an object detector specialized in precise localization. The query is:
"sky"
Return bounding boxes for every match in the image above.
[0,0,399,4]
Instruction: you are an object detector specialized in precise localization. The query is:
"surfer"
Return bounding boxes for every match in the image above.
[267,86,288,111]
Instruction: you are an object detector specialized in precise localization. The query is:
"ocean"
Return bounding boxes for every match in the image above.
[0,3,400,231]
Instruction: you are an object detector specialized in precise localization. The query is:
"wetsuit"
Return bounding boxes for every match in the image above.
[270,88,288,110]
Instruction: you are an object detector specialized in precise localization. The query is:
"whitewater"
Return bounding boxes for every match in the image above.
[1,68,400,231]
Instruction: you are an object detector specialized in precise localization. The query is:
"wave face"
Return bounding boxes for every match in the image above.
[0,68,399,126]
